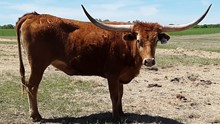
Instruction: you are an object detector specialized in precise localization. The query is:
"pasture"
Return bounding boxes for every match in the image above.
[0,29,16,36]
[0,30,220,123]
[168,27,220,36]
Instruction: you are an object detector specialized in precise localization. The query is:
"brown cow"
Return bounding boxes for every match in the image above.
[16,5,211,122]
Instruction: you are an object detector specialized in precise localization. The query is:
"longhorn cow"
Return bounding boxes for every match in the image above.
[16,4,211,122]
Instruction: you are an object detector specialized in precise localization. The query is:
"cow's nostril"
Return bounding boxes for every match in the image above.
[143,58,155,67]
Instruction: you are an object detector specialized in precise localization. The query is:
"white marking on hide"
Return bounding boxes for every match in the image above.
[20,30,28,54]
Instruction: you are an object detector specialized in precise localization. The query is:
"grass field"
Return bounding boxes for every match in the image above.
[0,29,220,123]
[0,29,16,36]
[168,27,220,36]
[1,27,220,37]
[157,37,220,53]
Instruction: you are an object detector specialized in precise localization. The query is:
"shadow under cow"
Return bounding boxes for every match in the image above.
[42,112,183,124]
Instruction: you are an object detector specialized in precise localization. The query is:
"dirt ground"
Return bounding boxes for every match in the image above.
[0,35,220,124]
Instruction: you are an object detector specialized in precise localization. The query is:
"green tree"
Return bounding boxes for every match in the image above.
[0,24,15,29]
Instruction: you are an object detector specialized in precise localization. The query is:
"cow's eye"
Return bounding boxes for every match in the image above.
[134,32,138,36]
[137,40,140,43]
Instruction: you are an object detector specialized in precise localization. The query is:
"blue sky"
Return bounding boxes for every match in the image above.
[0,0,219,25]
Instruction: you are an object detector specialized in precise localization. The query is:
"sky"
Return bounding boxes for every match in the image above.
[0,0,219,26]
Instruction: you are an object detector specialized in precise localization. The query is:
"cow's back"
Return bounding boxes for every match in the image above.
[17,12,140,78]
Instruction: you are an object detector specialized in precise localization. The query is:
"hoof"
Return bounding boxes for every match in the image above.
[112,115,121,122]
[119,110,125,115]
[31,114,42,122]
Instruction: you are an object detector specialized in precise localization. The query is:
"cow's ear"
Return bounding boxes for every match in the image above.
[123,33,136,41]
[158,33,170,44]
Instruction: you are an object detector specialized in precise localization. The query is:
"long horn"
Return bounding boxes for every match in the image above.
[81,5,132,32]
[162,4,212,32]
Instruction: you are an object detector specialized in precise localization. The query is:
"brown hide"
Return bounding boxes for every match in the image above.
[21,14,141,75]
[16,12,162,122]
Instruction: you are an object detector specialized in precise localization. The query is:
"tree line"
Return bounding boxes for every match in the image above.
[1,23,220,29]
[194,24,220,28]
[0,24,15,29]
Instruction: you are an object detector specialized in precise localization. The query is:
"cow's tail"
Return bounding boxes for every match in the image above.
[16,12,39,95]
[16,18,26,95]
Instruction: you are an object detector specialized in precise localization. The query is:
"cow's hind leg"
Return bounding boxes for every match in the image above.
[26,63,48,122]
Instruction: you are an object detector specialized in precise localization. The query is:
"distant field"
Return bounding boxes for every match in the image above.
[1,28,220,37]
[0,29,16,36]
[168,27,220,36]
[1,28,220,123]
[157,32,220,52]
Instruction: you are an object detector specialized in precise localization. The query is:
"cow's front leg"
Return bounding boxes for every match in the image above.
[107,78,124,119]
[118,84,124,116]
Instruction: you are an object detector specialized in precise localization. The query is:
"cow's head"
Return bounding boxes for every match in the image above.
[81,5,211,67]
[122,23,170,66]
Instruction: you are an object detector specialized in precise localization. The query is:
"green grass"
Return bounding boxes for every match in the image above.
[156,33,220,67]
[0,28,220,37]
[0,71,29,122]
[0,71,101,123]
[156,54,220,67]
[0,29,16,36]
[168,28,220,36]
[38,74,98,116]
[158,32,220,53]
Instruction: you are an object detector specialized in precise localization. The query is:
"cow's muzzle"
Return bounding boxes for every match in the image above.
[143,58,155,67]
